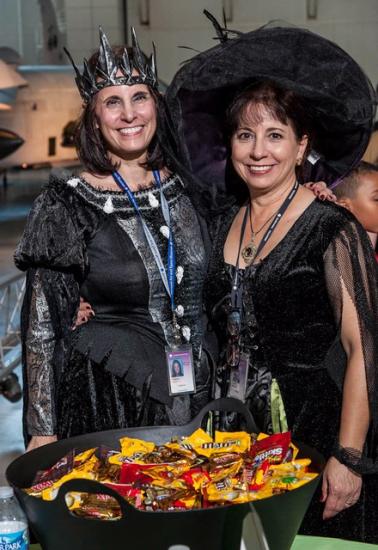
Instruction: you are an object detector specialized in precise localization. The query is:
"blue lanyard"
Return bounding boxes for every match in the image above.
[112,170,176,312]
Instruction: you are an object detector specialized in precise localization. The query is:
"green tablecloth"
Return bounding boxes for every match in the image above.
[292,536,378,549]
[30,538,378,549]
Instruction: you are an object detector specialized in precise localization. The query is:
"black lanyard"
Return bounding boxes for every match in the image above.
[230,180,299,310]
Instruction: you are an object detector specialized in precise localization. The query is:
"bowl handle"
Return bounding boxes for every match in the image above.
[190,397,259,433]
[54,478,137,520]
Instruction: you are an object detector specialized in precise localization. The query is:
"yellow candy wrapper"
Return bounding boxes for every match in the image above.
[248,485,275,501]
[197,431,251,457]
[205,478,249,503]
[109,437,156,465]
[215,431,251,452]
[74,448,97,465]
[181,428,213,448]
[270,472,318,491]
[41,455,99,501]
[270,458,311,474]
[164,441,198,461]
[209,459,243,482]
[151,478,188,490]
[119,437,155,457]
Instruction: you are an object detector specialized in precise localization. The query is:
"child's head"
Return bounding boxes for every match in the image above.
[334,161,378,233]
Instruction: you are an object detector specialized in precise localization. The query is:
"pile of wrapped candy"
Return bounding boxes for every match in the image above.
[25,430,318,519]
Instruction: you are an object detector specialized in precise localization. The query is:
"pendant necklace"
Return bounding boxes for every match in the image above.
[241,207,278,265]
[240,180,300,266]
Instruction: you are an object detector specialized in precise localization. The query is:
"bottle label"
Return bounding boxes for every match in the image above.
[0,528,28,550]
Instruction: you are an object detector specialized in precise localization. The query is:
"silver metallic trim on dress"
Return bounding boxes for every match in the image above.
[25,270,56,435]
[64,26,158,102]
[114,191,206,353]
[66,173,183,213]
[116,214,179,346]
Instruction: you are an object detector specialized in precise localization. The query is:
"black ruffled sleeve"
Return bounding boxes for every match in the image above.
[15,173,102,442]
[323,216,378,472]
[14,174,96,277]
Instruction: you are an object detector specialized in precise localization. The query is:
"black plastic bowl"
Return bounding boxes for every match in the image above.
[6,398,323,550]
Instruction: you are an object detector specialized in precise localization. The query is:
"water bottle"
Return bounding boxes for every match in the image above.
[0,486,29,550]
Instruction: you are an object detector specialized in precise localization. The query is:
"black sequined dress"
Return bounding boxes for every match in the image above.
[205,199,378,543]
[15,172,211,441]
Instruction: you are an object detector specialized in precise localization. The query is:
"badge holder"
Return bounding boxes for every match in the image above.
[227,352,249,401]
[166,344,196,396]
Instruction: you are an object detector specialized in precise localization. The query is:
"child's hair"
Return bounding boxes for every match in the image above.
[334,161,378,199]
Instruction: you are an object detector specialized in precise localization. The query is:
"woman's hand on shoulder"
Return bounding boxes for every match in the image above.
[321,456,362,519]
[26,435,58,452]
[304,181,337,202]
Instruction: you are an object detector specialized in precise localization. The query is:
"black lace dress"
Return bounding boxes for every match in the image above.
[204,199,378,543]
[15,172,211,441]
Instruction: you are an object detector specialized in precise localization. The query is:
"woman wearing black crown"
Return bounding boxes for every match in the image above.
[15,28,211,451]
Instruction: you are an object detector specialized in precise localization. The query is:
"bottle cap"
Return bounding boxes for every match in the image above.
[0,486,14,499]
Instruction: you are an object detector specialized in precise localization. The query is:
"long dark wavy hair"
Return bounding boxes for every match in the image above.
[74,45,169,176]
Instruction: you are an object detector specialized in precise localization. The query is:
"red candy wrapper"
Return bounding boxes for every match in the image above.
[249,432,291,466]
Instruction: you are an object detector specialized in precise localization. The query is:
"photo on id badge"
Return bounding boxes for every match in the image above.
[166,345,196,395]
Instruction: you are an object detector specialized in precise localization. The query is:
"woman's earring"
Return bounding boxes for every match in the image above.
[296,157,302,166]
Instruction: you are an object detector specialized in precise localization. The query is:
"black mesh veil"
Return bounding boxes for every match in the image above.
[324,219,378,472]
[166,22,376,197]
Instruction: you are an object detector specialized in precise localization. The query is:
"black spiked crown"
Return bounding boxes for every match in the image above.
[64,27,158,102]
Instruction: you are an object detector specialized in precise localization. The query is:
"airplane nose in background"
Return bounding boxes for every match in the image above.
[0,128,24,160]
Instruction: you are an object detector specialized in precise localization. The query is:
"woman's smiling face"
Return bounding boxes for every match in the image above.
[230,102,308,195]
[94,80,157,163]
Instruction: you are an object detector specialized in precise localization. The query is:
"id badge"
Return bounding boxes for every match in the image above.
[227,352,249,401]
[166,344,196,396]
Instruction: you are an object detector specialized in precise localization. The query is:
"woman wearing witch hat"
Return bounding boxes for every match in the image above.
[166,19,378,542]
[15,28,211,450]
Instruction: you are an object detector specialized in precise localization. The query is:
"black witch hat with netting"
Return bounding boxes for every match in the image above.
[166,18,376,194]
